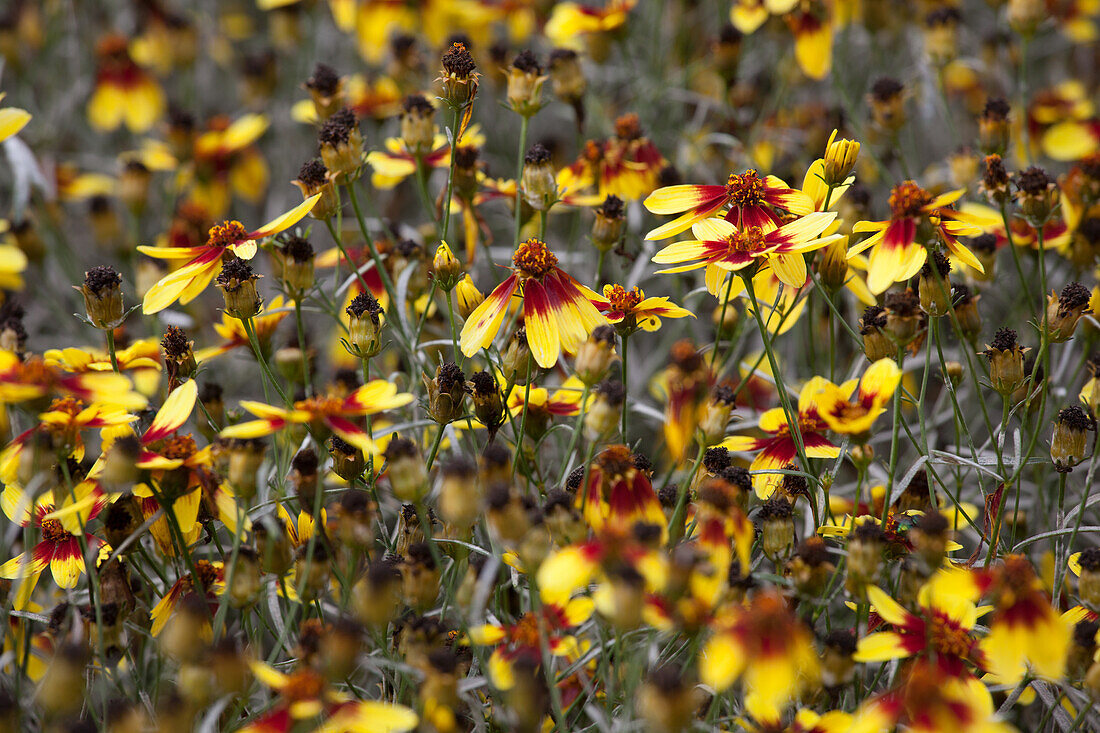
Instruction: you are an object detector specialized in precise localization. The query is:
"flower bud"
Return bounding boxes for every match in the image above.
[294,542,332,600]
[548,48,586,105]
[910,511,950,572]
[290,448,321,514]
[574,325,617,386]
[980,154,1011,206]
[758,495,794,562]
[226,437,267,500]
[698,384,736,446]
[859,305,894,362]
[521,143,557,211]
[1015,166,1058,225]
[384,437,427,502]
[400,94,436,156]
[591,194,625,252]
[454,274,483,318]
[785,537,835,597]
[1045,282,1092,343]
[1008,0,1044,36]
[253,516,291,576]
[35,643,87,717]
[845,521,884,597]
[161,325,197,389]
[817,236,850,291]
[159,594,209,664]
[884,289,925,347]
[227,546,262,608]
[402,542,440,610]
[951,285,982,341]
[823,130,860,185]
[868,77,905,130]
[982,327,1028,395]
[305,63,344,120]
[437,457,480,529]
[292,159,340,221]
[506,50,546,117]
[453,145,481,200]
[480,443,512,486]
[345,291,384,359]
[431,240,463,292]
[1051,405,1095,472]
[318,108,363,181]
[918,249,951,317]
[424,361,468,425]
[77,265,124,329]
[821,630,857,689]
[1077,548,1100,607]
[468,370,504,439]
[215,258,262,320]
[438,42,479,109]
[978,97,1011,155]
[328,435,366,482]
[502,326,535,385]
[100,435,142,492]
[198,382,224,440]
[119,159,152,211]
[584,379,624,442]
[351,558,402,627]
[333,489,374,550]
[486,483,531,545]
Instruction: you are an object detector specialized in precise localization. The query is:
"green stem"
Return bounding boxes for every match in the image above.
[620,332,630,441]
[513,116,531,249]
[440,107,462,243]
[294,298,312,396]
[104,328,120,373]
[242,316,291,407]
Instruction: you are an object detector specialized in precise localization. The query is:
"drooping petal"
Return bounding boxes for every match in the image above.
[143,380,198,444]
[249,194,321,238]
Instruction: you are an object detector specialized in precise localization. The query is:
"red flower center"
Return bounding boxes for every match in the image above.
[40,518,69,545]
[281,668,326,704]
[162,434,198,460]
[927,611,973,659]
[725,170,766,208]
[513,238,558,278]
[726,226,768,254]
[606,284,643,313]
[889,181,933,219]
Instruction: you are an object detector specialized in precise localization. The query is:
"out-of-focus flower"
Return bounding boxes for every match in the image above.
[86,34,165,133]
[599,284,692,334]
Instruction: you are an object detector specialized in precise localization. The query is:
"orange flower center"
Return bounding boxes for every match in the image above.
[725,170,766,208]
[928,611,972,659]
[40,518,69,544]
[47,396,85,417]
[726,226,768,254]
[16,357,54,388]
[510,613,543,649]
[606,284,643,312]
[295,395,342,416]
[281,668,326,703]
[512,239,558,278]
[207,221,249,250]
[889,181,933,219]
[162,434,198,460]
[832,402,869,421]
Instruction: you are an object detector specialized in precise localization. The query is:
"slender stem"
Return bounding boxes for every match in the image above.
[445,288,461,364]
[710,273,737,369]
[440,107,462,243]
[294,298,312,396]
[513,116,531,249]
[413,154,440,233]
[558,384,591,485]
[104,328,120,373]
[620,332,630,441]
[242,316,291,407]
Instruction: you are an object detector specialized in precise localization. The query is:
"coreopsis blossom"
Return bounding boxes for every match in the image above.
[194,295,291,362]
[0,479,108,589]
[86,34,165,133]
[599,284,693,333]
[0,351,147,410]
[244,660,418,732]
[545,0,637,50]
[855,567,986,677]
[575,444,666,540]
[958,202,1070,252]
[34,395,139,460]
[366,124,484,190]
[658,340,713,463]
[139,195,320,313]
[978,555,1072,685]
[558,115,668,201]
[720,376,841,497]
[786,3,834,80]
[149,559,225,636]
[292,73,403,124]
[186,114,272,216]
[220,380,414,454]
[848,181,984,294]
[643,168,814,240]
[536,533,668,608]
[468,598,594,690]
[700,590,820,722]
[851,659,1017,733]
[460,238,607,368]
[652,210,839,289]
[0,95,30,141]
[0,220,28,291]
[811,358,901,436]
[1027,81,1099,161]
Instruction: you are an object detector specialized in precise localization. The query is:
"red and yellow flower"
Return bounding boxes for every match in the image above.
[600,283,693,333]
[0,351,147,410]
[220,380,414,454]
[643,168,814,240]
[149,559,225,636]
[720,376,841,497]
[460,238,608,368]
[86,34,165,133]
[811,358,901,436]
[575,444,667,540]
[848,181,984,294]
[0,95,30,142]
[652,211,840,289]
[139,195,319,314]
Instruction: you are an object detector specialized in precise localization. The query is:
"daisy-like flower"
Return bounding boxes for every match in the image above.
[557,115,668,202]
[720,376,841,498]
[366,124,485,190]
[652,211,840,289]
[460,238,608,369]
[86,34,165,133]
[149,559,224,636]
[0,220,28,292]
[194,295,291,362]
[847,180,984,294]
[185,114,272,216]
[219,380,414,454]
[0,351,147,410]
[0,479,108,589]
[811,358,901,437]
[700,590,820,722]
[34,395,139,460]
[139,195,319,314]
[545,0,637,50]
[244,660,417,732]
[855,566,986,678]
[575,444,667,540]
[468,598,594,690]
[600,283,693,334]
[643,168,814,241]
